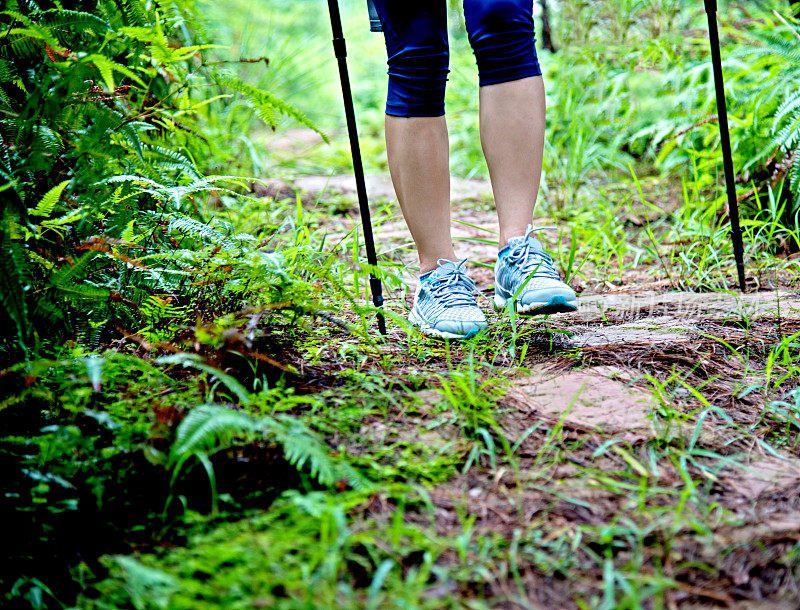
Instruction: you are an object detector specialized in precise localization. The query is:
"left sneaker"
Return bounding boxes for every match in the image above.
[408,259,488,340]
[494,225,578,315]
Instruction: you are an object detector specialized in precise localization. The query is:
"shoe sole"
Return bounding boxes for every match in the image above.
[419,326,482,340]
[494,293,578,316]
[408,310,485,340]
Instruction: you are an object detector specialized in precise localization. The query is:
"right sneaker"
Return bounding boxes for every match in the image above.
[408,259,488,340]
[494,225,578,315]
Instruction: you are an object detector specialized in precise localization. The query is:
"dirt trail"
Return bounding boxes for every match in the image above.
[266,173,800,607]
[269,171,800,428]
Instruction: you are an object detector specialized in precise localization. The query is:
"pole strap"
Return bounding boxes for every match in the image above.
[369,278,384,307]
[367,0,382,32]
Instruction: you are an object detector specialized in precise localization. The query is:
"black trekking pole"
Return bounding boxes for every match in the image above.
[326,0,387,334]
[703,0,747,292]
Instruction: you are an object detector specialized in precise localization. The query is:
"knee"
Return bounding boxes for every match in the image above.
[387,35,448,80]
[468,0,529,29]
[386,36,449,117]
[388,31,449,79]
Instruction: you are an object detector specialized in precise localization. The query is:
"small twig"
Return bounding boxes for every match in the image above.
[773,9,800,40]
[664,115,718,143]
[314,311,352,335]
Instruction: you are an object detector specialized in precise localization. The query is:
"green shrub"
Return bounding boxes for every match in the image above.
[536,2,798,235]
[0,0,323,361]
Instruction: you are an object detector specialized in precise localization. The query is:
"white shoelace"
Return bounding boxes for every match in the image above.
[506,227,560,280]
[427,260,478,307]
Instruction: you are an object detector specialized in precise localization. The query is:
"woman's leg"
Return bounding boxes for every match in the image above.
[371,0,454,274]
[373,1,487,339]
[465,0,576,315]
[463,0,545,248]
[480,77,545,249]
[385,116,454,274]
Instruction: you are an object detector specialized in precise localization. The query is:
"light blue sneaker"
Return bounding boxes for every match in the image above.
[494,226,577,315]
[409,259,488,340]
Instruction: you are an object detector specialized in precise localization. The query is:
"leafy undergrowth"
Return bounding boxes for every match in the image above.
[5,185,799,608]
[4,0,800,608]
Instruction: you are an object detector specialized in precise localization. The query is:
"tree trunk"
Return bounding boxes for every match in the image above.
[539,0,556,53]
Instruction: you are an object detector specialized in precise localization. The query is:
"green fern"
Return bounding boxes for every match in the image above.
[83,53,146,90]
[29,179,69,217]
[0,58,17,82]
[119,0,148,27]
[168,404,370,512]
[218,75,328,142]
[40,8,111,34]
[170,405,262,462]
[140,145,203,182]
[767,96,800,204]
[0,0,323,354]
[270,414,367,489]
[55,282,111,303]
[49,252,97,291]
[114,119,153,162]
[0,226,31,343]
[774,96,800,150]
[736,15,800,208]
[1,11,69,55]
[166,214,237,253]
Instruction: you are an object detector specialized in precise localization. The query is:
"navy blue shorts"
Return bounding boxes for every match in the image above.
[371,0,541,117]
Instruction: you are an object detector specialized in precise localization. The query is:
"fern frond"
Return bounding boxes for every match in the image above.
[119,0,148,26]
[775,108,800,151]
[775,89,800,120]
[744,95,800,172]
[218,75,328,142]
[102,174,164,188]
[29,179,69,217]
[170,405,261,464]
[0,132,13,179]
[168,405,371,492]
[166,214,236,252]
[28,125,62,157]
[271,414,370,491]
[57,282,110,302]
[141,145,202,181]
[1,13,67,54]
[27,250,54,270]
[114,120,154,162]
[747,33,800,65]
[163,176,249,208]
[1,9,36,29]
[117,25,166,46]
[0,58,17,83]
[3,28,55,58]
[31,296,65,325]
[49,252,96,288]
[0,226,31,341]
[41,8,111,34]
[83,53,146,90]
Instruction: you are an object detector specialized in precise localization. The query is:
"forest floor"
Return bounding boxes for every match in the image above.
[48,129,799,609]
[224,141,800,608]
